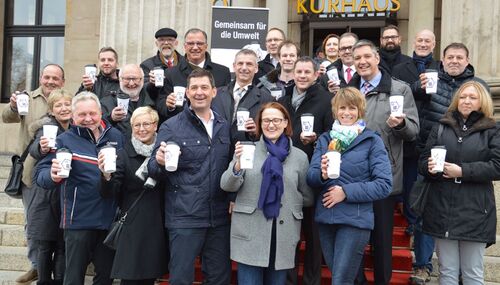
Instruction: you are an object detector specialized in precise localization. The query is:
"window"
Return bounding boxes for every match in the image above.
[2,0,65,102]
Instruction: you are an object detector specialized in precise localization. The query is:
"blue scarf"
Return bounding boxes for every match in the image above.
[258,134,290,220]
[412,52,434,74]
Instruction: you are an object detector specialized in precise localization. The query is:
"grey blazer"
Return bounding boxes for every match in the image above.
[220,137,313,270]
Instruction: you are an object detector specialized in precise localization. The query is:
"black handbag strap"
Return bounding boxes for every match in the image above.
[119,188,147,222]
[20,139,35,162]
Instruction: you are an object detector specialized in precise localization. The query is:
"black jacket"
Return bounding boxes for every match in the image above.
[212,81,275,147]
[255,53,280,84]
[100,88,156,139]
[103,141,167,279]
[318,59,350,92]
[419,111,500,245]
[140,50,184,83]
[379,48,412,75]
[77,71,120,99]
[278,83,333,160]
[150,53,231,123]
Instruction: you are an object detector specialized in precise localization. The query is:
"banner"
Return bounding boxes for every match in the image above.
[211,6,269,72]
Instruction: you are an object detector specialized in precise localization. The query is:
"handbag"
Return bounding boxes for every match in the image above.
[4,139,35,198]
[103,188,146,250]
[409,178,431,216]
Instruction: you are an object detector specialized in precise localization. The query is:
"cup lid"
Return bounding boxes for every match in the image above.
[116,91,129,99]
[101,145,115,150]
[425,69,437,72]
[237,107,249,112]
[85,64,97,68]
[57,148,71,153]
[153,66,163,70]
[301,113,314,117]
[166,141,179,146]
[240,141,255,146]
[432,145,446,149]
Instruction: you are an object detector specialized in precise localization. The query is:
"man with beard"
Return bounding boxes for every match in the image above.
[3,64,65,284]
[255,27,286,82]
[78,47,121,99]
[378,25,411,74]
[101,64,156,138]
[141,27,183,83]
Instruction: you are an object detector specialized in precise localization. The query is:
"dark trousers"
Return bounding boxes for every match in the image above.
[37,239,65,283]
[120,279,155,285]
[286,206,322,285]
[63,229,114,285]
[168,225,231,285]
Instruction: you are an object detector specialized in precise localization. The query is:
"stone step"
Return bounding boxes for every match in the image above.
[0,166,11,180]
[0,193,24,208]
[0,224,26,247]
[0,155,13,167]
[0,207,24,225]
[431,253,500,283]
[0,269,101,284]
[485,235,500,257]
[0,246,30,272]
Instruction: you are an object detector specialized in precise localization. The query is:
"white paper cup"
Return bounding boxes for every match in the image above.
[236,110,250,131]
[116,97,129,112]
[43,125,59,148]
[425,70,438,94]
[16,93,29,116]
[326,151,341,179]
[301,114,315,136]
[100,146,116,173]
[431,146,446,173]
[56,149,72,178]
[153,67,164,87]
[239,142,256,169]
[270,88,283,99]
[174,86,186,107]
[389,95,404,116]
[326,68,340,85]
[165,142,180,172]
[84,65,97,83]
[320,61,331,68]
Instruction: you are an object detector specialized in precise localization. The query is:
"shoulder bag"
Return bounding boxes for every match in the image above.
[4,139,35,198]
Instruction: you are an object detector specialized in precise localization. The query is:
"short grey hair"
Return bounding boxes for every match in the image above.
[352,39,379,56]
[72,91,101,112]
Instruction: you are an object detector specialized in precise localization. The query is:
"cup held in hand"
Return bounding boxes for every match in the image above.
[56,148,72,178]
[165,142,180,172]
[239,142,256,169]
[326,150,341,179]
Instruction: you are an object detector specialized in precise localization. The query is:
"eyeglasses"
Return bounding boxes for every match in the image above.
[262,118,284,126]
[382,35,399,41]
[185,41,206,47]
[132,121,156,130]
[121,77,142,83]
[339,46,353,52]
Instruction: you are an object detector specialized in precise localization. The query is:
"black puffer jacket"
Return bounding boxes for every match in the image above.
[77,71,120,99]
[419,111,500,245]
[417,64,488,153]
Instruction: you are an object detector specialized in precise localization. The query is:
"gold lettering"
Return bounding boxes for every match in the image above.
[390,0,401,12]
[357,0,373,12]
[328,0,340,13]
[341,0,355,13]
[373,0,388,12]
[297,0,308,13]
[310,0,325,14]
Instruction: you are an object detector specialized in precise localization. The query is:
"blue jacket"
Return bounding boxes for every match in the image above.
[34,121,124,230]
[307,129,392,230]
[148,107,231,228]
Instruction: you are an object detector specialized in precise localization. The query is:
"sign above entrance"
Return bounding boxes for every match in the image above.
[297,0,401,14]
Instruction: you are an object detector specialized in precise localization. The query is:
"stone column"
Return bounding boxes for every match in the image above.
[407,0,434,55]
[0,0,4,85]
[99,0,213,65]
[232,0,255,7]
[266,0,288,35]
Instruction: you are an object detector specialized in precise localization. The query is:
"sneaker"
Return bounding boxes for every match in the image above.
[410,267,431,284]
[15,268,38,283]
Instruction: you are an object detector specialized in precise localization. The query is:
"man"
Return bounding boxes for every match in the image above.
[392,29,440,284]
[2,64,65,283]
[212,49,274,146]
[278,57,333,285]
[78,47,121,99]
[378,25,411,74]
[258,40,300,97]
[255,27,286,81]
[149,69,231,285]
[34,92,123,285]
[347,40,419,285]
[321,32,359,93]
[151,28,231,122]
[140,27,183,83]
[101,64,156,138]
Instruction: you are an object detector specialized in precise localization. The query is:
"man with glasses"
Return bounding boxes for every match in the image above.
[78,47,121,99]
[141,27,183,84]
[151,28,231,122]
[255,27,286,81]
[101,64,156,138]
[379,25,411,74]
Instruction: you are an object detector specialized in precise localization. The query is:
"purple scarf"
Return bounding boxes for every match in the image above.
[258,134,290,219]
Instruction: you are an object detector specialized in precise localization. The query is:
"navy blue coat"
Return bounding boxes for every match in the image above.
[34,121,124,230]
[148,107,231,228]
[307,129,392,230]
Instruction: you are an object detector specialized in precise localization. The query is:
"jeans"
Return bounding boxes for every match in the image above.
[413,218,435,271]
[402,157,418,226]
[435,238,486,285]
[318,224,370,285]
[238,263,287,285]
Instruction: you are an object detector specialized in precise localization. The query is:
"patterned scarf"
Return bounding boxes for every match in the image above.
[329,120,366,153]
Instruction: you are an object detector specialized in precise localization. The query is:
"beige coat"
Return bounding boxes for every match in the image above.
[2,87,49,186]
[220,137,313,270]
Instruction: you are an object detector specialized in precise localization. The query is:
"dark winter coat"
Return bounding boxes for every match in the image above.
[255,53,280,84]
[419,111,500,245]
[77,71,120,99]
[140,50,184,83]
[378,48,412,75]
[318,59,350,91]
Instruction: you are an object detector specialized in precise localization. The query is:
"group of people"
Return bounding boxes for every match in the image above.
[2,23,498,285]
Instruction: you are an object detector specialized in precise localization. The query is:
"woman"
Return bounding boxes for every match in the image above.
[418,81,500,284]
[322,33,340,64]
[99,107,167,285]
[28,89,73,285]
[220,102,313,285]
[307,87,392,284]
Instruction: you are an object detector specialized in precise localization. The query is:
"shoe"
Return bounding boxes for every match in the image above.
[15,268,38,283]
[410,267,431,284]
[405,224,415,236]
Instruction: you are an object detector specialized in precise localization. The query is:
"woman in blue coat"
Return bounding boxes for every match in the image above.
[307,87,392,284]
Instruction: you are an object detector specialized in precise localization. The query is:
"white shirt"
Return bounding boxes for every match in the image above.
[343,64,356,81]
[271,56,279,68]
[196,109,215,139]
